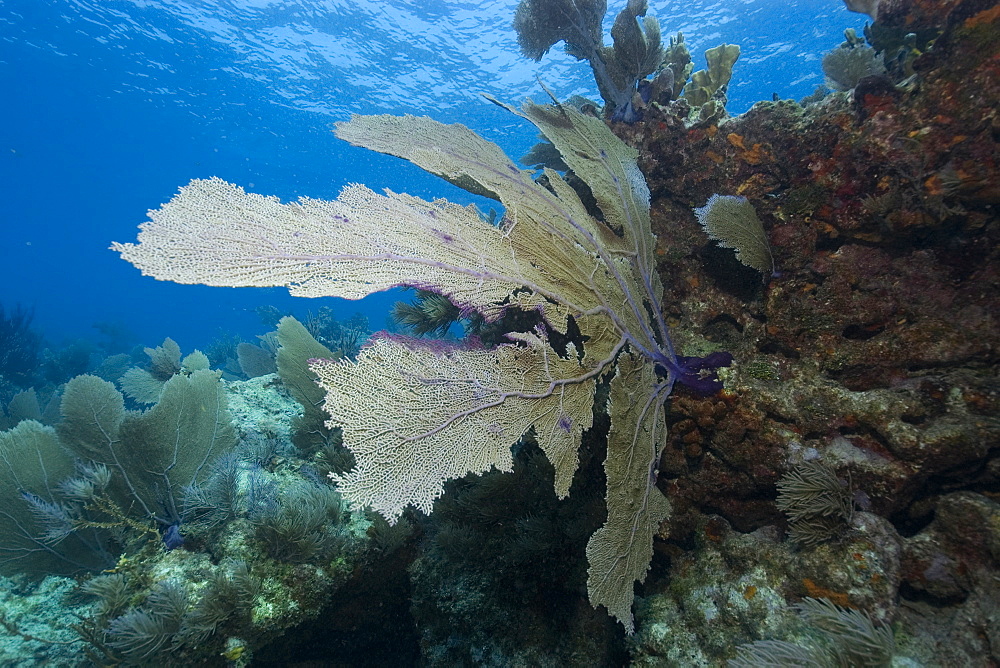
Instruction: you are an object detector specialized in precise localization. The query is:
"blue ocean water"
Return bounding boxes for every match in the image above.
[1,0,860,354]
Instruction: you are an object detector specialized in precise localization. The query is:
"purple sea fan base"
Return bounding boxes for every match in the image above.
[162,524,184,550]
[657,351,733,395]
[335,333,731,396]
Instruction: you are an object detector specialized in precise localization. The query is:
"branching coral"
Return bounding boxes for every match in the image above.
[729,597,895,667]
[80,561,263,665]
[249,480,344,563]
[0,303,41,385]
[776,460,856,547]
[514,0,663,120]
[105,580,189,662]
[391,289,463,337]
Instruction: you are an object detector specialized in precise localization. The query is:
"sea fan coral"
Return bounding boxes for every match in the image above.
[112,98,733,631]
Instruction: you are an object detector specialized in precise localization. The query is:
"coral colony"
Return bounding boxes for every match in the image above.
[112,98,734,632]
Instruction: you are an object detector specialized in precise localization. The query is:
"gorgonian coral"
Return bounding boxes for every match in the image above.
[112,98,730,631]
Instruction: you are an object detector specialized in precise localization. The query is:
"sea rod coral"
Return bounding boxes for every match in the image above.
[111,98,730,631]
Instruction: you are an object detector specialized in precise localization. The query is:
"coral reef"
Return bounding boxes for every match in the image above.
[0,0,995,663]
[0,574,94,667]
[628,512,905,665]
[894,492,1000,663]
[105,0,998,659]
[0,304,424,665]
[0,367,238,577]
[613,0,1000,661]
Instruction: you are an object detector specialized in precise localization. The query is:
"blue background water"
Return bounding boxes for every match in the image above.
[1,0,863,354]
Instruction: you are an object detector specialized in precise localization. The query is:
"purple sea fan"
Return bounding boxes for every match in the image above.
[112,97,731,633]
